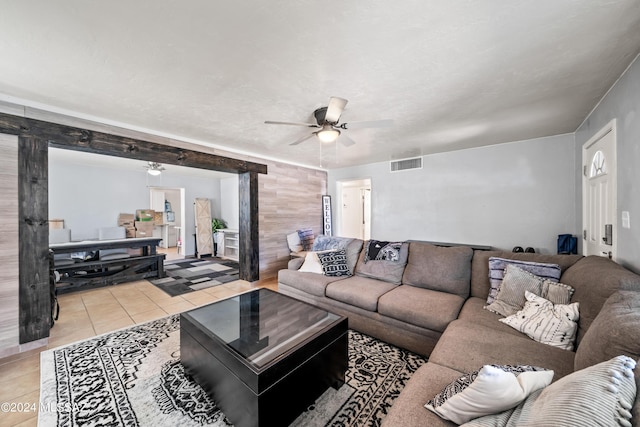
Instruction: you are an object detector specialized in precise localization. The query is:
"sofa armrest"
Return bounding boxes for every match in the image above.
[288,257,304,270]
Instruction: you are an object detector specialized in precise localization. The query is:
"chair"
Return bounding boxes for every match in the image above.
[98,227,131,261]
[49,228,75,267]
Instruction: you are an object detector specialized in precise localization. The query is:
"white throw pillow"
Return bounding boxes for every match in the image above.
[298,250,335,274]
[286,232,303,252]
[425,364,554,425]
[500,291,579,350]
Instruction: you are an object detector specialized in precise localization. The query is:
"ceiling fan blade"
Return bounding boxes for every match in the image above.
[289,133,315,146]
[324,97,348,123]
[339,134,356,147]
[342,119,394,129]
[265,120,320,128]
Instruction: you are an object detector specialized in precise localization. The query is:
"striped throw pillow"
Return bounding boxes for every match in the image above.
[487,257,561,305]
[297,228,314,251]
[485,265,546,317]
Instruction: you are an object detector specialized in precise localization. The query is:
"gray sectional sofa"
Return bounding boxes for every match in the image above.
[277,238,640,426]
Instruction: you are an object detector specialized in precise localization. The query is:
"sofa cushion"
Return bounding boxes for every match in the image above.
[470,250,582,300]
[325,275,398,311]
[381,362,463,427]
[425,364,553,425]
[500,291,580,351]
[458,297,527,337]
[559,255,640,343]
[354,241,409,284]
[402,242,473,299]
[277,269,346,297]
[429,320,575,381]
[575,290,640,371]
[378,285,466,332]
[344,238,364,274]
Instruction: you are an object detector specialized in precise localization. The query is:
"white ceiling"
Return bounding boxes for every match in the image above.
[1,1,640,169]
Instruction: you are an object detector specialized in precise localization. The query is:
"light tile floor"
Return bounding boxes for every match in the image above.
[0,277,278,427]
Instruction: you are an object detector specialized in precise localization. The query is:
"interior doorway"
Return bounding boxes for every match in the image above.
[582,119,617,260]
[150,187,186,261]
[338,179,371,240]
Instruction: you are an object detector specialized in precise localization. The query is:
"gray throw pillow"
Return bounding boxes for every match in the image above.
[355,241,409,284]
[485,265,546,317]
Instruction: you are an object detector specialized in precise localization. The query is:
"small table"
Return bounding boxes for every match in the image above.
[180,289,348,427]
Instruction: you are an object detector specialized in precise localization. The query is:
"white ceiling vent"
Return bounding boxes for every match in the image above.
[390,157,422,172]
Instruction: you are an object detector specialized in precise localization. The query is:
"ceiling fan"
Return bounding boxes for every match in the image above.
[265,97,393,146]
[145,162,165,176]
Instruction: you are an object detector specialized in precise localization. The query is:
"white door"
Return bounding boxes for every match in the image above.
[362,188,371,240]
[583,121,617,260]
[338,179,372,240]
[341,187,364,239]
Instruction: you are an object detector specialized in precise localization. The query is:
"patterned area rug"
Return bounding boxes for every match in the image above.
[39,315,426,427]
[150,258,240,296]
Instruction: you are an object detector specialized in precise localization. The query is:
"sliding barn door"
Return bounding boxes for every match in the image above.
[194,198,213,258]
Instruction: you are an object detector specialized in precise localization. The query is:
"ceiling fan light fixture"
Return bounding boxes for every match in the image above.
[146,162,164,176]
[317,126,340,143]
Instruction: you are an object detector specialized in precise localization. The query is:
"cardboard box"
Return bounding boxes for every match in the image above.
[118,213,135,227]
[125,227,136,238]
[135,230,151,238]
[135,221,155,231]
[136,209,155,222]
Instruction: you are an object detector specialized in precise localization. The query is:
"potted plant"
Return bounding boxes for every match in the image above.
[211,218,227,256]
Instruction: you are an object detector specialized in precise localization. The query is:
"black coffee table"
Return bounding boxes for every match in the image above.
[180,288,348,427]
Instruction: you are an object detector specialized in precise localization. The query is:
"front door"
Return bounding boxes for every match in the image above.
[583,120,617,260]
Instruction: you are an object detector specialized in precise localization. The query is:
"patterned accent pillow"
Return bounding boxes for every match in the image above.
[364,240,403,262]
[485,264,547,317]
[317,249,351,277]
[297,228,314,251]
[487,257,561,305]
[500,291,580,350]
[355,241,409,284]
[425,364,553,425]
[462,356,636,427]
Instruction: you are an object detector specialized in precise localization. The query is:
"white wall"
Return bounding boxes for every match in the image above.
[328,134,577,254]
[48,149,239,256]
[575,54,640,273]
[220,175,239,230]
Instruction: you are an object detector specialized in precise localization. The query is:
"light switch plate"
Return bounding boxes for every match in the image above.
[622,211,631,229]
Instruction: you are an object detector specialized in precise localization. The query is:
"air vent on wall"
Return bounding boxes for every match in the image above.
[390,157,422,172]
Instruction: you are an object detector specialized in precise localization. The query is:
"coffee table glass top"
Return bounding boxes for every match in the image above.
[183,288,342,369]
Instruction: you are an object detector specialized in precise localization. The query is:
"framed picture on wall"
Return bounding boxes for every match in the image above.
[322,195,332,236]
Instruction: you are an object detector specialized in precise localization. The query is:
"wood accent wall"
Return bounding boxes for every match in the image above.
[0,134,19,356]
[256,161,327,278]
